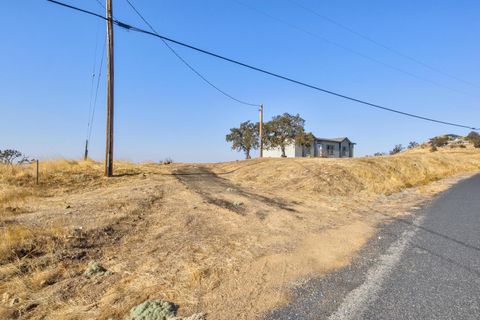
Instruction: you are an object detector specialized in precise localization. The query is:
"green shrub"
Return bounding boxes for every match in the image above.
[389,144,403,155]
[430,136,449,148]
[466,131,480,148]
[407,141,419,149]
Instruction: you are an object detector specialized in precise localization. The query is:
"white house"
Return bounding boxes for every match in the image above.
[263,136,355,158]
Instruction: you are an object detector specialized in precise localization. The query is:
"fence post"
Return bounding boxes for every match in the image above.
[36,159,39,185]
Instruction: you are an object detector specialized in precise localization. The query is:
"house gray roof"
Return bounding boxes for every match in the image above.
[444,134,462,139]
[315,137,355,144]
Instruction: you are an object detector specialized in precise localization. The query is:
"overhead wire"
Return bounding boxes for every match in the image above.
[85,20,101,143]
[232,0,471,96]
[286,0,479,89]
[88,35,107,142]
[46,0,479,130]
[84,0,107,147]
[124,0,259,108]
[94,0,105,10]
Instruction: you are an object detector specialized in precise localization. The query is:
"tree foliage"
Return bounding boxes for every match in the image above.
[225,121,259,159]
[295,132,315,148]
[467,131,479,141]
[389,144,403,155]
[466,131,480,148]
[0,149,30,165]
[407,141,419,149]
[264,113,307,157]
[430,136,449,148]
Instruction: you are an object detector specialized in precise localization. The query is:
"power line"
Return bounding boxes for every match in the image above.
[88,34,107,142]
[85,21,100,142]
[232,0,471,96]
[84,20,102,160]
[84,31,106,160]
[124,0,259,108]
[93,0,105,10]
[287,0,479,89]
[49,0,106,19]
[46,0,479,130]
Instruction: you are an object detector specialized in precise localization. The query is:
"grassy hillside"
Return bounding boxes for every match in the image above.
[1,146,479,319]
[216,146,480,196]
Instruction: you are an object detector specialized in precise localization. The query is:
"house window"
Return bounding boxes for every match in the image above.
[326,145,334,155]
[304,146,311,157]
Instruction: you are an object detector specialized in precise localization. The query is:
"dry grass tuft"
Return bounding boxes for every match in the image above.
[0,225,64,264]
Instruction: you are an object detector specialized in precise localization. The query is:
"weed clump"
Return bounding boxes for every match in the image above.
[83,261,107,277]
[126,299,206,320]
[160,158,174,165]
[127,300,177,320]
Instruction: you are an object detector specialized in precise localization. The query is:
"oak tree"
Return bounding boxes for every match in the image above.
[264,113,307,157]
[226,121,259,159]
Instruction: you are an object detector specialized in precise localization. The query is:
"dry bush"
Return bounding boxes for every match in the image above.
[0,225,64,264]
[407,141,419,149]
[0,164,37,217]
[0,188,32,216]
[28,267,64,290]
[389,144,403,155]
[0,161,41,186]
[430,136,449,148]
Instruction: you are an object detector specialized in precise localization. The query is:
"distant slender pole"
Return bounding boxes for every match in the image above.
[105,0,114,177]
[36,160,39,185]
[84,139,89,161]
[259,104,263,158]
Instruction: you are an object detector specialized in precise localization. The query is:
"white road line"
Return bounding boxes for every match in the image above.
[328,214,425,320]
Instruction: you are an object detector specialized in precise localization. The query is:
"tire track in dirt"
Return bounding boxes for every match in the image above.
[172,166,297,217]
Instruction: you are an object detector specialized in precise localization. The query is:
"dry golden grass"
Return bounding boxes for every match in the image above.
[0,146,479,319]
[0,159,144,216]
[0,159,143,191]
[0,224,64,264]
[215,146,480,197]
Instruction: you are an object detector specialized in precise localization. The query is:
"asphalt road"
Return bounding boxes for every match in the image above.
[267,174,480,320]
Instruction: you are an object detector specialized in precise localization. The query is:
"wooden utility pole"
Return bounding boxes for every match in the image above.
[105,0,114,177]
[259,104,264,158]
[84,139,89,161]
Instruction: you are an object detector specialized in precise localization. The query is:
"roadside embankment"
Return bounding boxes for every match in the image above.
[1,147,479,319]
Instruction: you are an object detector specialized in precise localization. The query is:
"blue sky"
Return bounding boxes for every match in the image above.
[1,0,479,162]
